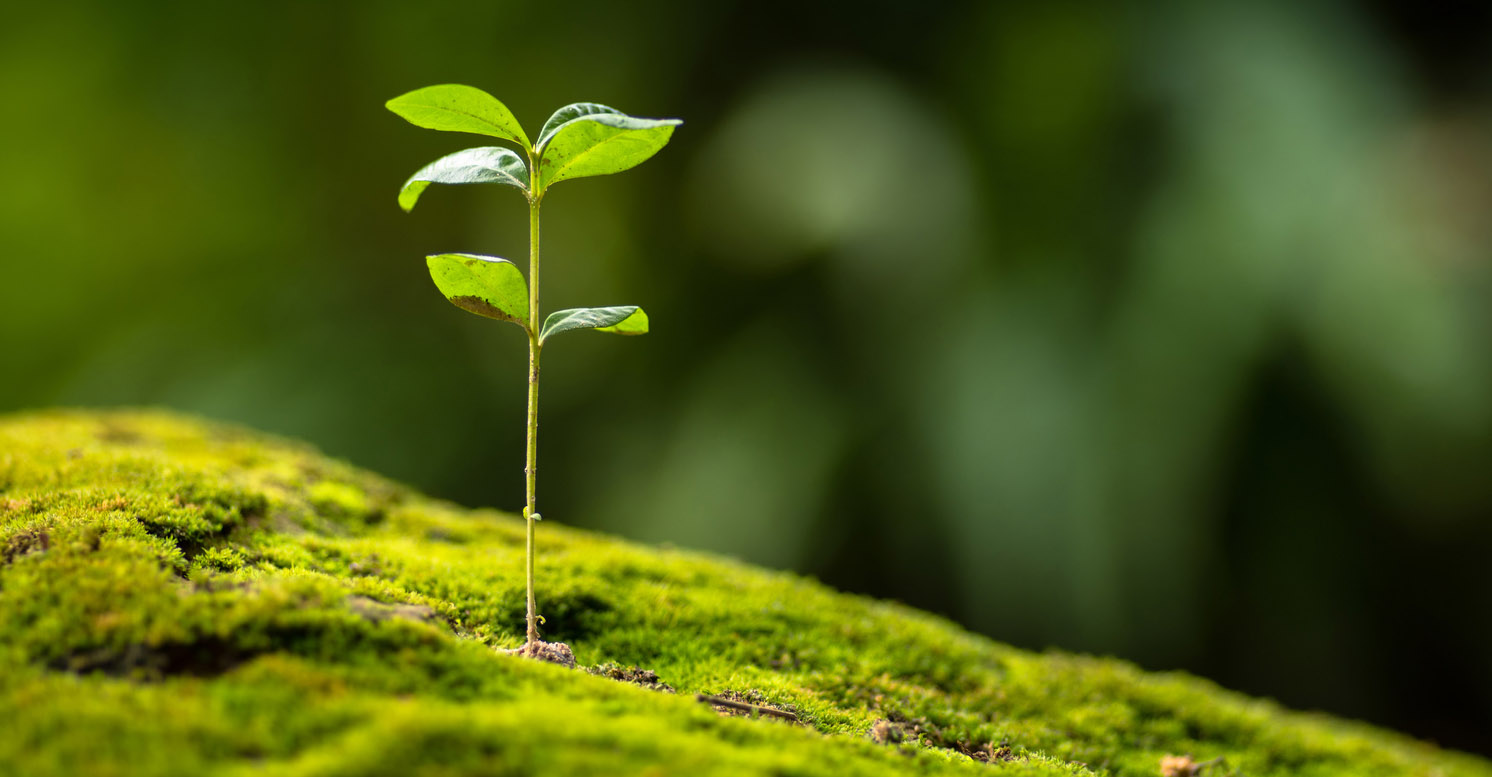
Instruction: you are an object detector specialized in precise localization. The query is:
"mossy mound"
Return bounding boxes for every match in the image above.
[0,409,1486,777]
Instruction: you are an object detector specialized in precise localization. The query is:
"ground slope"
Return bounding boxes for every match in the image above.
[0,409,1485,777]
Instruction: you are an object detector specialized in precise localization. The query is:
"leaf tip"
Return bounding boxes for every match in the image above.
[398,178,436,212]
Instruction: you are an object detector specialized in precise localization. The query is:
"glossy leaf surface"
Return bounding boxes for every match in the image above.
[535,103,623,151]
[538,114,681,192]
[539,306,648,344]
[386,84,530,147]
[398,147,528,212]
[426,254,529,328]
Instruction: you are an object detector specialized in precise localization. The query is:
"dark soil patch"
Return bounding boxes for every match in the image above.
[871,711,1021,764]
[52,637,252,679]
[2,527,50,563]
[586,662,675,693]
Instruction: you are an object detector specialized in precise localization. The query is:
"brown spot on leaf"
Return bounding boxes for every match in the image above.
[449,295,522,325]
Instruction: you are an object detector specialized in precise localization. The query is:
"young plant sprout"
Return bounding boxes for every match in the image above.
[388,84,679,658]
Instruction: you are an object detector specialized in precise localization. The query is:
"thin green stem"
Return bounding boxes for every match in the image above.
[523,164,542,648]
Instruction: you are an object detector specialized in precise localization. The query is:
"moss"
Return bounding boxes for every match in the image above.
[0,408,1486,777]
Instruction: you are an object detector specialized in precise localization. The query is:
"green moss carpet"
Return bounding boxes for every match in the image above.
[0,409,1486,776]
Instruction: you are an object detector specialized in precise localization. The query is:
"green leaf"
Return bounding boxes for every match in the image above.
[387,84,531,148]
[426,254,529,328]
[537,112,681,193]
[535,103,623,151]
[398,147,529,212]
[539,306,648,344]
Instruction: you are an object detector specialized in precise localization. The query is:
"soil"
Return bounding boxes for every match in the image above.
[586,662,675,693]
[870,712,1020,764]
[501,639,577,669]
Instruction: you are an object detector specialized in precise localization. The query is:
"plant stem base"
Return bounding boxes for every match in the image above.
[501,639,576,669]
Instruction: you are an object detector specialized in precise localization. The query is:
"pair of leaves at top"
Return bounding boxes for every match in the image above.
[388,84,681,209]
[426,253,647,345]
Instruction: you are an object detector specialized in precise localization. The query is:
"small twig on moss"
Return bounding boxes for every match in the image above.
[695,694,800,722]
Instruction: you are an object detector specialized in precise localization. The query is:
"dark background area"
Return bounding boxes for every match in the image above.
[2,0,1490,756]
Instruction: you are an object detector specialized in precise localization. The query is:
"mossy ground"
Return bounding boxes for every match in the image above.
[0,409,1486,777]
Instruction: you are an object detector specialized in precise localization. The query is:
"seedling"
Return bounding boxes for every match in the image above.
[388,84,679,656]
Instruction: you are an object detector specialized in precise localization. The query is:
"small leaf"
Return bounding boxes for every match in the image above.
[535,103,623,151]
[387,84,531,148]
[540,306,648,344]
[398,147,528,212]
[538,113,681,193]
[426,254,529,328]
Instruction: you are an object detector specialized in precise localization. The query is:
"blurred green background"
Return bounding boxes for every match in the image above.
[3,0,1491,755]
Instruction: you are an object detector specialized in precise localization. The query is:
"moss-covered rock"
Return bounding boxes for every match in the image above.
[0,408,1485,777]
